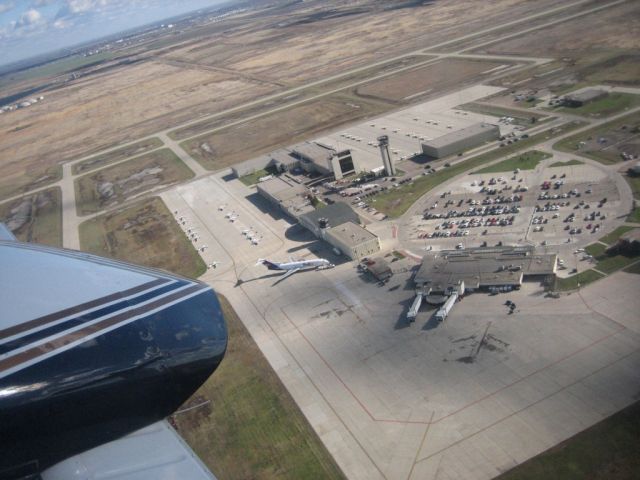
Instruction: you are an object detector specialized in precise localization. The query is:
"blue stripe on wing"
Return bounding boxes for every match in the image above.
[0,280,191,355]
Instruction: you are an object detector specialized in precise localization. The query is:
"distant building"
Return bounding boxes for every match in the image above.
[421,123,500,159]
[562,89,608,108]
[291,142,356,180]
[232,142,355,180]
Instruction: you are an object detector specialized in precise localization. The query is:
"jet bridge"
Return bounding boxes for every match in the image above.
[407,290,424,322]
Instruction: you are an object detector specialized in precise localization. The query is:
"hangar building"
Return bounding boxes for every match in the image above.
[562,89,608,108]
[421,123,500,159]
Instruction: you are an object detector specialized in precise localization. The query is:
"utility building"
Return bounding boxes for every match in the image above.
[421,123,500,159]
[562,89,608,108]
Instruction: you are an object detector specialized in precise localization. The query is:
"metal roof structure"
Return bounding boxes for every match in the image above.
[415,245,557,292]
[299,202,360,230]
[326,222,377,247]
[421,122,498,149]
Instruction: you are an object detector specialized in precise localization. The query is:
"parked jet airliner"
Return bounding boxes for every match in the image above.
[256,257,334,281]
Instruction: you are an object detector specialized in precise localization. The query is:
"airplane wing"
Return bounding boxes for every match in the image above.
[280,268,301,281]
[42,420,217,480]
[0,223,16,241]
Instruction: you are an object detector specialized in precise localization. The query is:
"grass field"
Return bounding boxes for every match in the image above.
[75,148,194,215]
[474,150,550,174]
[497,400,640,480]
[554,92,640,118]
[0,163,62,203]
[173,295,346,480]
[72,137,163,175]
[78,196,205,278]
[553,111,640,165]
[0,187,62,247]
[596,253,640,274]
[624,262,640,274]
[549,159,584,168]
[599,226,635,246]
[372,122,586,217]
[627,206,640,223]
[625,174,640,199]
[0,52,116,89]
[585,243,606,257]
[554,269,605,291]
[239,168,277,187]
[573,228,640,279]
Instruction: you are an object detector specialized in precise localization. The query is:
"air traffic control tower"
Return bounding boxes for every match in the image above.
[377,135,396,176]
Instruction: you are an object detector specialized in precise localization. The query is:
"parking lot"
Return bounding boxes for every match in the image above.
[400,157,623,255]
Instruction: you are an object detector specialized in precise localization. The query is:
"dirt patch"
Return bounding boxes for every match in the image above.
[476,1,640,57]
[0,61,276,201]
[72,137,163,175]
[75,148,194,215]
[356,58,505,102]
[182,94,389,171]
[555,111,640,165]
[0,187,62,247]
[78,196,205,279]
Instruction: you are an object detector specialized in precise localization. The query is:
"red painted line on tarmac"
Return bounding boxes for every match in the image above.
[283,306,627,426]
[416,342,640,465]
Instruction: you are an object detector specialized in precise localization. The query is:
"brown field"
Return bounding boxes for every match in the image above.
[72,137,163,175]
[0,61,277,201]
[75,148,194,215]
[0,0,582,203]
[182,94,390,171]
[356,58,505,102]
[167,1,560,85]
[476,1,640,57]
[0,187,62,247]
[555,111,640,165]
[174,295,346,480]
[0,162,62,203]
[168,55,432,141]
[78,196,205,278]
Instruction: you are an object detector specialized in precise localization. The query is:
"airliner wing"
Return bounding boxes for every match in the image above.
[280,268,301,281]
[42,420,217,480]
[0,223,16,241]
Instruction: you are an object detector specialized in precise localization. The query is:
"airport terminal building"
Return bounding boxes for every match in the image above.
[415,245,557,295]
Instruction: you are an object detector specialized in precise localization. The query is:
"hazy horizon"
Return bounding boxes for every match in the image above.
[0,0,235,67]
